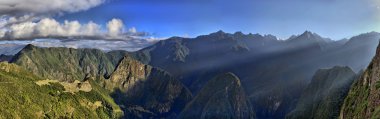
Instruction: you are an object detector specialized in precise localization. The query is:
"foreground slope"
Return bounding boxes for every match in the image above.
[0,62,122,118]
[106,56,193,118]
[179,73,255,119]
[340,41,380,119]
[287,66,356,119]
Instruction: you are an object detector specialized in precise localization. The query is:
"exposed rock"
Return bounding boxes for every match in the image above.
[106,55,193,118]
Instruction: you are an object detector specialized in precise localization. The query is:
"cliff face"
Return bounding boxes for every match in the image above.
[106,56,193,118]
[340,41,380,119]
[11,44,128,82]
[179,73,255,119]
[287,66,356,119]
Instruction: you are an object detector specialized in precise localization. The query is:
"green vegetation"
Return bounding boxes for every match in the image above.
[11,44,128,82]
[0,62,122,118]
[340,44,380,119]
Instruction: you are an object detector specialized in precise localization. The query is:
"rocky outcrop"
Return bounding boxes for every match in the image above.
[106,56,193,118]
[340,41,380,119]
[179,72,255,119]
[286,66,356,119]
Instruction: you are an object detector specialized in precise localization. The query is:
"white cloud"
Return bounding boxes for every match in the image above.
[0,17,153,41]
[2,18,105,39]
[83,21,101,36]
[8,21,36,39]
[129,27,137,33]
[107,18,124,38]
[0,0,106,16]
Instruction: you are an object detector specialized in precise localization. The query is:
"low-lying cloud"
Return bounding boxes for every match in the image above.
[0,37,159,55]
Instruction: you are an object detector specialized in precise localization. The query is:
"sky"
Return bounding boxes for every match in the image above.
[57,0,380,39]
[0,0,379,52]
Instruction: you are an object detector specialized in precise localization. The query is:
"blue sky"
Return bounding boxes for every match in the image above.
[57,0,380,39]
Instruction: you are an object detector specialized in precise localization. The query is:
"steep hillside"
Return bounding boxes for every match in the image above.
[340,41,380,119]
[106,56,193,118]
[179,73,255,119]
[0,62,123,118]
[286,66,356,119]
[11,44,128,82]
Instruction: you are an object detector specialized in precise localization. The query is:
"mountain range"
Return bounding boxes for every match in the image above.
[1,30,380,118]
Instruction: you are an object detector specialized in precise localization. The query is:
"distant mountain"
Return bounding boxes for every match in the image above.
[286,31,333,50]
[179,73,255,119]
[11,44,129,82]
[0,54,13,62]
[340,40,380,119]
[286,66,357,119]
[0,44,25,55]
[0,62,123,118]
[106,55,193,118]
[133,31,380,118]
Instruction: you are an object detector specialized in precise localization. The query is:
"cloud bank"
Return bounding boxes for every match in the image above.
[0,37,159,55]
[1,18,133,39]
[0,0,161,52]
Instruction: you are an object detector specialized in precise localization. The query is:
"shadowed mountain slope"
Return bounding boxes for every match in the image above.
[133,31,380,118]
[179,72,255,119]
[106,55,193,118]
[286,66,357,119]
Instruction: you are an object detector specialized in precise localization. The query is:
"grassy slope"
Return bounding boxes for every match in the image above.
[0,62,122,118]
[11,44,128,82]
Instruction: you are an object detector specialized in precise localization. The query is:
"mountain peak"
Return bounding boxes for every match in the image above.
[24,44,37,50]
[300,30,316,39]
[209,30,229,37]
[287,31,332,44]
[234,31,245,36]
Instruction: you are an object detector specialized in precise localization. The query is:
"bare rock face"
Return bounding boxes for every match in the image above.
[341,41,380,119]
[106,56,193,118]
[179,72,255,119]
